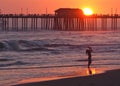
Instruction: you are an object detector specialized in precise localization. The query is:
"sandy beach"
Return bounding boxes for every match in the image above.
[13,68,120,86]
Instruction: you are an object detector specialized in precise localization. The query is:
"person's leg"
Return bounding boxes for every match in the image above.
[88,56,91,68]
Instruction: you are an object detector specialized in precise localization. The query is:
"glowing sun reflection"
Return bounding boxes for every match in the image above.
[87,68,96,75]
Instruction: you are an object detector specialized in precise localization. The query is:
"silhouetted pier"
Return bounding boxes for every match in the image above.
[0,14,120,31]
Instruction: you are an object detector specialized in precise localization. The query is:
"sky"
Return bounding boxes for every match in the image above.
[0,0,120,14]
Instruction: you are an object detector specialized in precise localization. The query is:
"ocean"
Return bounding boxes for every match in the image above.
[0,30,120,85]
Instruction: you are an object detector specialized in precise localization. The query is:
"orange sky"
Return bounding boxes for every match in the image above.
[0,0,120,14]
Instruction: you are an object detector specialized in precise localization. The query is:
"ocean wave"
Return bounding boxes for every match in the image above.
[0,40,73,51]
[0,61,29,67]
[0,40,54,51]
[0,58,13,62]
[0,40,119,52]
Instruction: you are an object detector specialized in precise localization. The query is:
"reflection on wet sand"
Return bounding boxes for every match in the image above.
[15,69,120,86]
[16,67,104,85]
[77,67,104,76]
[87,68,96,75]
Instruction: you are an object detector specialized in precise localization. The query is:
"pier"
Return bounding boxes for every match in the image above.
[0,14,120,31]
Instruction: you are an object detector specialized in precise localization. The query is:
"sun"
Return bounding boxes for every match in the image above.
[83,8,93,15]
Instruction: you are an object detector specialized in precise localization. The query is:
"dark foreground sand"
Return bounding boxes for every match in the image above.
[14,69,120,86]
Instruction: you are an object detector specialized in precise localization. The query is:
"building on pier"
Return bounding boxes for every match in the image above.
[55,8,84,17]
[54,8,85,30]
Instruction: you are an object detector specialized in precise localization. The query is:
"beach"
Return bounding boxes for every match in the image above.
[0,31,119,85]
[14,68,120,86]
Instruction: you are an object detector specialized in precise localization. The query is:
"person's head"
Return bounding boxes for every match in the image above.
[87,46,92,49]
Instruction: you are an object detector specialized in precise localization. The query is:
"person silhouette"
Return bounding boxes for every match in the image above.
[86,46,93,68]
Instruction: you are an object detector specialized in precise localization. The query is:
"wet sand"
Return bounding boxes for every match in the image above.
[13,68,120,86]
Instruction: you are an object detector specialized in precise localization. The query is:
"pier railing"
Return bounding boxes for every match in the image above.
[0,14,120,31]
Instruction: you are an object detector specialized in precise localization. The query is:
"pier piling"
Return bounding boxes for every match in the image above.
[0,14,119,31]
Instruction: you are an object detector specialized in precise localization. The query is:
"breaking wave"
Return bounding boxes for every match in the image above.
[0,39,119,53]
[0,40,55,51]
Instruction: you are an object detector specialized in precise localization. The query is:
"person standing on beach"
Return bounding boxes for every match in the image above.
[86,46,93,68]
